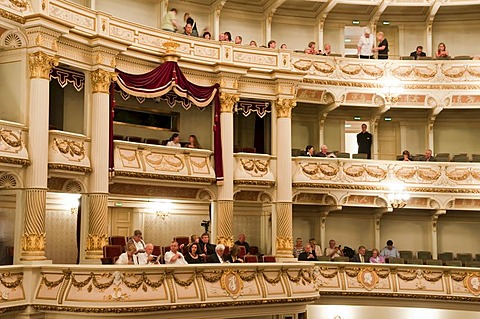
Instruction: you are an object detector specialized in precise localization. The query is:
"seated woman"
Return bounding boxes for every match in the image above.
[305,41,320,55]
[369,248,385,264]
[186,134,201,149]
[401,150,412,161]
[435,42,449,58]
[185,243,203,264]
[225,244,244,263]
[116,242,137,265]
[166,133,181,147]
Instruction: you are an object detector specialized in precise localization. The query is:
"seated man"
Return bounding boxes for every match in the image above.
[351,245,368,263]
[423,149,436,162]
[137,243,158,265]
[325,239,343,260]
[164,241,187,265]
[317,145,336,158]
[234,234,250,254]
[298,244,318,261]
[128,230,146,253]
[207,244,225,263]
[380,240,400,259]
[183,23,195,36]
[410,45,426,60]
[198,232,216,257]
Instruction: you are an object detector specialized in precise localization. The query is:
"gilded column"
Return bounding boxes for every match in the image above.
[85,69,113,259]
[21,51,58,261]
[275,98,296,258]
[215,92,239,247]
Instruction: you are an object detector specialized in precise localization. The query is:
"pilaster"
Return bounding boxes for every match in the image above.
[431,210,446,260]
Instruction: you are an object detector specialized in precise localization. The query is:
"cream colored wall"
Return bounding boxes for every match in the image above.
[433,21,480,56]
[220,15,262,45]
[0,61,24,124]
[45,209,78,264]
[272,22,313,51]
[324,24,344,55]
[233,204,262,252]
[401,122,426,156]
[434,119,480,155]
[63,85,84,134]
[437,218,480,256]
[324,119,343,152]
[398,25,426,56]
[380,215,432,252]
[0,206,15,264]
[96,0,159,28]
[291,114,317,151]
[325,214,375,251]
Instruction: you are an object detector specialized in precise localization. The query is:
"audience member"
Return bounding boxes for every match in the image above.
[380,240,400,259]
[166,133,181,147]
[161,8,179,33]
[184,242,203,264]
[298,244,318,261]
[164,241,187,264]
[186,134,201,148]
[293,237,304,258]
[180,234,199,251]
[369,248,385,263]
[183,23,195,36]
[435,42,449,58]
[137,243,157,265]
[309,238,323,256]
[305,41,320,55]
[317,145,336,158]
[234,234,250,254]
[351,245,367,263]
[198,232,216,256]
[183,13,198,37]
[373,31,388,59]
[128,229,146,253]
[357,28,374,59]
[116,242,138,265]
[250,40,257,47]
[224,31,232,42]
[306,145,315,157]
[423,149,436,162]
[401,150,412,161]
[235,36,242,44]
[357,123,373,159]
[268,40,276,49]
[225,244,244,263]
[410,45,426,60]
[207,244,225,263]
[202,31,211,40]
[219,33,225,41]
[323,43,332,56]
[280,43,287,49]
[325,239,343,260]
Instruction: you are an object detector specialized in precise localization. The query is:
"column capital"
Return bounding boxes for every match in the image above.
[219,92,239,113]
[28,51,58,79]
[91,68,116,94]
[276,98,296,118]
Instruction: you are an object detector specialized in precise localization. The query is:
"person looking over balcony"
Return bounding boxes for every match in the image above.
[351,246,367,263]
[250,40,257,47]
[293,238,304,258]
[317,145,336,158]
[198,232,216,256]
[280,43,287,49]
[165,241,187,264]
[116,242,138,265]
[137,243,157,265]
[185,243,203,264]
[298,244,318,261]
[305,41,320,55]
[183,13,198,37]
[373,31,388,59]
[357,28,374,59]
[380,240,400,259]
[325,239,343,260]
[401,150,412,161]
[234,233,250,254]
[235,36,242,44]
[207,244,226,263]
[224,31,232,42]
[161,8,179,33]
[219,33,225,41]
[369,248,385,263]
[186,135,201,149]
[166,133,181,147]
[128,229,146,253]
[410,45,426,60]
[306,145,315,157]
[323,43,332,56]
[357,123,372,159]
[183,23,195,36]
[435,42,449,58]
[423,149,436,162]
[268,40,277,49]
[225,244,244,263]
[202,31,211,40]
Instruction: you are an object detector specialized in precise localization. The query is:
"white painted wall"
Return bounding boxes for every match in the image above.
[63,85,84,134]
[96,0,159,28]
[0,61,24,124]
[380,215,431,252]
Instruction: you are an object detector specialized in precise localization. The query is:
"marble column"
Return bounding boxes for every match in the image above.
[21,51,58,261]
[274,98,296,258]
[84,68,113,260]
[215,92,239,247]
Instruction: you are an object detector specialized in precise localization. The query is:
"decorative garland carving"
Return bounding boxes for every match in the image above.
[285,269,312,285]
[71,272,166,291]
[0,129,22,148]
[451,272,467,282]
[312,61,335,74]
[445,169,470,181]
[417,168,441,181]
[144,153,184,171]
[240,159,269,175]
[0,272,23,289]
[172,273,196,287]
[41,269,71,289]
[54,138,85,159]
[260,270,282,285]
[301,163,338,178]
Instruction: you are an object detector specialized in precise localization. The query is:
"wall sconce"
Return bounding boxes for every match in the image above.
[65,194,81,214]
[386,184,410,208]
[152,200,172,220]
[382,78,404,104]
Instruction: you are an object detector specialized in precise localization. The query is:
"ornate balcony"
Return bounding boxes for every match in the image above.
[48,130,91,174]
[0,120,29,168]
[234,153,275,188]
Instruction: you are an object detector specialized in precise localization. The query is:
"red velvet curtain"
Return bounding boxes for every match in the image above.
[109,62,223,180]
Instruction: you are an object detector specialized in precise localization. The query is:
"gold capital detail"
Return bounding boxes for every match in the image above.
[28,51,58,79]
[276,98,296,118]
[216,235,234,247]
[276,236,293,258]
[86,234,108,251]
[21,233,46,251]
[91,69,115,94]
[219,92,239,113]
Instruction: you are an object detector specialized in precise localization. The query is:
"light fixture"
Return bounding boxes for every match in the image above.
[382,78,404,104]
[65,194,81,214]
[344,38,352,43]
[384,117,392,121]
[354,116,362,120]
[150,200,172,220]
[386,184,410,208]
[382,21,390,25]
[352,20,360,25]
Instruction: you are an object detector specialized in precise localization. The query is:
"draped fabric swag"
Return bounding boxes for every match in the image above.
[109,61,223,180]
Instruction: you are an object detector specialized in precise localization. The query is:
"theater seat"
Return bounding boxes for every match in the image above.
[344,54,359,58]
[399,250,414,259]
[317,256,331,261]
[452,155,469,162]
[244,255,258,263]
[337,152,350,159]
[400,56,414,60]
[333,256,349,262]
[102,245,123,264]
[464,261,480,268]
[406,258,423,265]
[388,257,405,264]
[262,255,276,262]
[444,260,462,267]
[471,154,480,162]
[426,259,442,266]
[126,136,143,143]
[352,153,367,159]
[438,252,453,262]
[417,251,432,261]
[250,246,259,255]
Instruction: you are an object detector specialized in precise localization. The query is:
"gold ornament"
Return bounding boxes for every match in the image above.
[28,51,59,79]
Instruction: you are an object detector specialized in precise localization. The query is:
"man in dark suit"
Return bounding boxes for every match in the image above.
[357,123,373,159]
[410,46,427,60]
[305,145,315,157]
[298,244,318,261]
[423,149,436,162]
[234,234,250,254]
[351,246,368,263]
[198,232,215,257]
[206,244,225,263]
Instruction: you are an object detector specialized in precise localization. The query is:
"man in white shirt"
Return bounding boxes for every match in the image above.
[164,241,187,265]
[380,240,400,260]
[128,230,146,253]
[207,244,225,263]
[357,28,374,59]
[137,243,157,265]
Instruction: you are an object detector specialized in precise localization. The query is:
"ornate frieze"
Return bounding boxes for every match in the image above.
[0,121,29,167]
[234,153,275,187]
[28,51,58,79]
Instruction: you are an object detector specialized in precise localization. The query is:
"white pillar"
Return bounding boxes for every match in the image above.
[264,12,273,44]
[431,210,446,259]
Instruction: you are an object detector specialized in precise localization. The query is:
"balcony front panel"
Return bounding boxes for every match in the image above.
[234,153,275,188]
[48,130,91,174]
[0,266,26,312]
[0,120,29,167]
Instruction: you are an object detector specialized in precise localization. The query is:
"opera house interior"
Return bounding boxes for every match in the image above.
[1,0,480,318]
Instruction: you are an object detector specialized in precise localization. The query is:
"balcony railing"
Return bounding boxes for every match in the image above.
[234,153,276,187]
[0,120,29,167]
[48,130,91,174]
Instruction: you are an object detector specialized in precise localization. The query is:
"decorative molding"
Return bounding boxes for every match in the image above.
[91,69,115,94]
[219,92,239,113]
[113,171,215,184]
[48,163,92,173]
[0,156,29,166]
[28,51,59,79]
[275,98,296,118]
[233,180,275,187]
